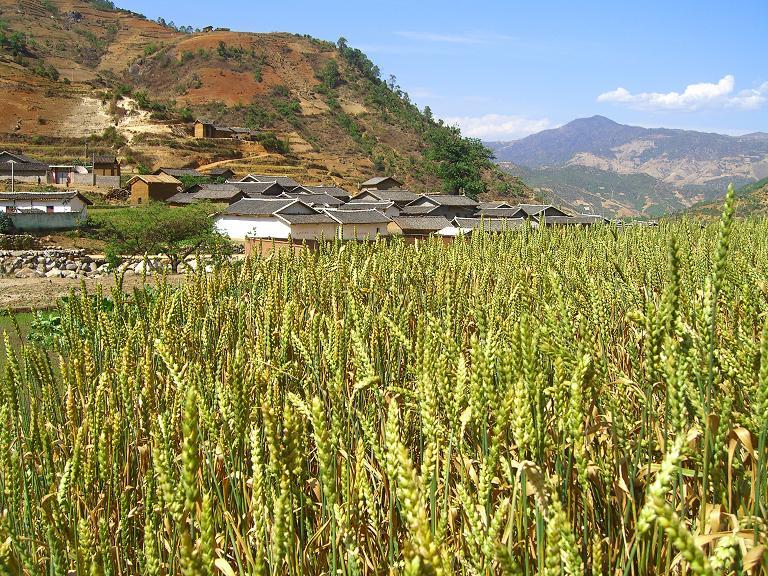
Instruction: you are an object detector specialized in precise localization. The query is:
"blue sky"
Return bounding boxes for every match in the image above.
[119,0,768,140]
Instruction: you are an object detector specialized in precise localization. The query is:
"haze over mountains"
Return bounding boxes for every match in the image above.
[487,116,768,217]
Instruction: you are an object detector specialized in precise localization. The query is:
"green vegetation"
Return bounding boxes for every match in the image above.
[424,125,494,197]
[0,24,29,57]
[270,86,302,126]
[334,38,498,195]
[316,58,341,90]
[86,203,232,273]
[1,190,767,574]
[254,133,289,154]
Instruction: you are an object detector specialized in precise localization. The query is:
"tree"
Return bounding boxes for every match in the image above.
[99,203,232,273]
[424,125,495,198]
[318,58,341,89]
[0,212,13,234]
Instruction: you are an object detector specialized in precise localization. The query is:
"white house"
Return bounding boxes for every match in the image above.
[0,191,93,230]
[1,191,92,214]
[326,209,391,240]
[214,198,336,241]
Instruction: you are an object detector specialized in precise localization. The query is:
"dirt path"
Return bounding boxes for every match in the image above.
[0,275,185,311]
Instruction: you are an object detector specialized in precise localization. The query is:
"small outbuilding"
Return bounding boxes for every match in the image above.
[359,176,404,192]
[127,174,182,205]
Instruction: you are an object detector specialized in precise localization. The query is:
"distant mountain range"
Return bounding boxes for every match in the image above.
[486,116,768,217]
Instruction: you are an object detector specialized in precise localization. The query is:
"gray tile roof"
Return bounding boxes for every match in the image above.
[0,191,92,205]
[284,192,345,206]
[542,215,606,225]
[328,209,391,225]
[238,174,301,188]
[477,207,526,219]
[166,192,197,205]
[229,182,287,196]
[361,176,402,187]
[303,186,350,198]
[355,189,419,204]
[516,204,569,217]
[339,201,394,212]
[206,167,235,176]
[454,217,528,231]
[276,213,336,225]
[223,198,296,216]
[419,194,479,207]
[392,215,452,232]
[156,168,204,178]
[400,205,436,215]
[0,150,49,173]
[478,201,515,209]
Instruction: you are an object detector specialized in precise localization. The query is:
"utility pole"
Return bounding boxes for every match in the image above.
[8,160,16,193]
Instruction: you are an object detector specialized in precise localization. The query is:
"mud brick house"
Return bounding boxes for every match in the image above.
[127,174,182,204]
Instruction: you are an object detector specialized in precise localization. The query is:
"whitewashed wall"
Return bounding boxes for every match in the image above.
[214,215,291,241]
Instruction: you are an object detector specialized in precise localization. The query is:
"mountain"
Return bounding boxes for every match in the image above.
[682,177,768,220]
[0,0,528,198]
[487,116,768,217]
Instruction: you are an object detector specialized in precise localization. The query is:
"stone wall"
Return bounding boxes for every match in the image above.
[0,249,215,279]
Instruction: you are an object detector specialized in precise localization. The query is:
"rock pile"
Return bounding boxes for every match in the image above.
[0,250,212,279]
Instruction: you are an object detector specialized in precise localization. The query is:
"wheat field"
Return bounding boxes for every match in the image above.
[0,188,766,575]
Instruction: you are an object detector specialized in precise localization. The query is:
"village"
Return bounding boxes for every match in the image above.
[0,145,610,260]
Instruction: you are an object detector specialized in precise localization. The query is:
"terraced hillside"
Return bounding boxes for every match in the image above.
[0,0,530,196]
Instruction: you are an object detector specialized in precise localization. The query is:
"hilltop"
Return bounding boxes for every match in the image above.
[681,177,768,220]
[487,116,768,217]
[0,0,529,197]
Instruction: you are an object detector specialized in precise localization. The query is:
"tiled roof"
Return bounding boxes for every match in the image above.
[392,215,452,232]
[454,217,527,231]
[339,201,394,212]
[206,167,235,176]
[223,198,296,216]
[327,209,391,225]
[477,207,526,219]
[303,186,350,198]
[166,192,197,205]
[286,192,344,207]
[238,174,301,188]
[418,194,478,207]
[542,215,606,225]
[355,189,419,204]
[0,191,92,205]
[276,213,336,225]
[228,182,286,196]
[127,173,182,185]
[400,205,435,215]
[361,176,402,186]
[156,168,204,178]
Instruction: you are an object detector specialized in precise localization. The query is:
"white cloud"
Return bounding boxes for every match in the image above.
[443,114,553,140]
[597,75,768,111]
[394,31,516,45]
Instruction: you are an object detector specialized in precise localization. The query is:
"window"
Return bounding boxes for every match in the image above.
[47,206,54,213]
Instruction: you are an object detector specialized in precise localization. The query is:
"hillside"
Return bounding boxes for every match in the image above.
[487,115,768,216]
[681,176,768,220]
[0,0,529,197]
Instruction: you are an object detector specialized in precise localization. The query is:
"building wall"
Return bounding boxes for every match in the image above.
[214,215,292,241]
[93,163,120,176]
[130,182,180,204]
[291,222,339,240]
[72,174,121,188]
[0,198,87,213]
[0,172,48,183]
[337,223,388,240]
[8,210,87,231]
